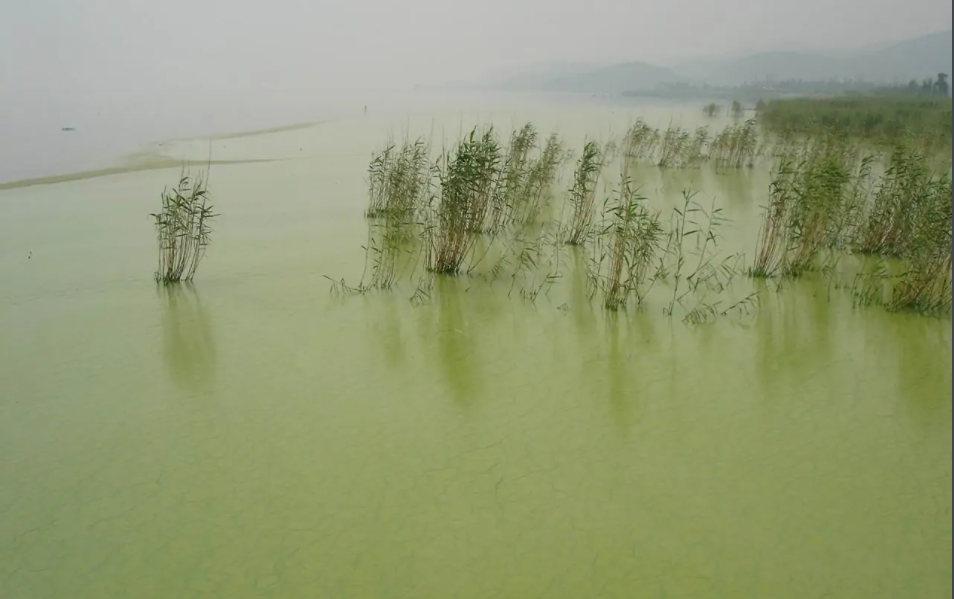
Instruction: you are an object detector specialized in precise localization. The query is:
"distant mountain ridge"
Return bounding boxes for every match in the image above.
[478,29,952,94]
[486,62,610,91]
[541,62,686,94]
[676,29,952,85]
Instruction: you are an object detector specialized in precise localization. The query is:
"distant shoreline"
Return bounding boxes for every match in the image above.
[0,120,326,191]
[168,120,323,143]
[0,158,280,191]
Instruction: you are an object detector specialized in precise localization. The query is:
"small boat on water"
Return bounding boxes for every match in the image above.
[61,127,75,132]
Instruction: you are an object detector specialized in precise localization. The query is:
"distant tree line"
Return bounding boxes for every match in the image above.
[650,78,883,98]
[633,74,951,101]
[873,74,949,98]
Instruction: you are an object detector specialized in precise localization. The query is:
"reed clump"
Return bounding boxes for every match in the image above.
[350,124,568,290]
[621,119,660,162]
[659,190,754,323]
[855,143,949,256]
[366,138,432,220]
[151,170,216,284]
[784,136,861,275]
[514,132,565,226]
[750,137,864,277]
[888,248,952,313]
[709,119,758,169]
[563,140,604,246]
[656,125,691,168]
[685,126,710,167]
[588,175,663,310]
[423,127,502,274]
[731,100,744,119]
[655,125,712,169]
[875,162,953,313]
[702,103,723,117]
[750,158,797,278]
[491,123,539,231]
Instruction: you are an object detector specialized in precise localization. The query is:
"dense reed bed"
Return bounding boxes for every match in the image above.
[330,123,753,323]
[756,96,953,147]
[751,134,952,315]
[615,118,760,170]
[331,116,950,320]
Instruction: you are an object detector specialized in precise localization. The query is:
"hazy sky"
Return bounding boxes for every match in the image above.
[2,0,950,91]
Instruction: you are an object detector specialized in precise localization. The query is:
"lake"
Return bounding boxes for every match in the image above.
[0,91,950,598]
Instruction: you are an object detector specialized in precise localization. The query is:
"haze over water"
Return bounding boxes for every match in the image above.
[0,89,512,183]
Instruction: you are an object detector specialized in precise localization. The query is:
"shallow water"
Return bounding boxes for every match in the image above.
[0,88,688,184]
[0,94,951,598]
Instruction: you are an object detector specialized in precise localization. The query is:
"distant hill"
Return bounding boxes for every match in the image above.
[857,29,953,81]
[470,29,952,95]
[484,62,609,91]
[675,29,952,85]
[539,62,685,94]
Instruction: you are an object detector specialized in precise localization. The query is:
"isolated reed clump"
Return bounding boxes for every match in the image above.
[709,119,758,169]
[749,137,861,277]
[855,143,947,257]
[881,167,953,313]
[513,132,565,226]
[702,103,723,117]
[503,124,537,192]
[750,158,797,277]
[658,189,754,322]
[888,247,953,313]
[656,125,691,168]
[731,100,744,118]
[424,127,502,274]
[685,126,710,167]
[784,136,859,275]
[366,138,432,220]
[621,119,660,162]
[367,144,394,217]
[461,127,503,234]
[151,170,216,284]
[491,123,538,231]
[588,175,663,310]
[563,140,603,245]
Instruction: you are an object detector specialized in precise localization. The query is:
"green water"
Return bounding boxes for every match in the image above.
[1,98,951,598]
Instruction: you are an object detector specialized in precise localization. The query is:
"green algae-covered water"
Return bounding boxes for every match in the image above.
[1,94,951,598]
